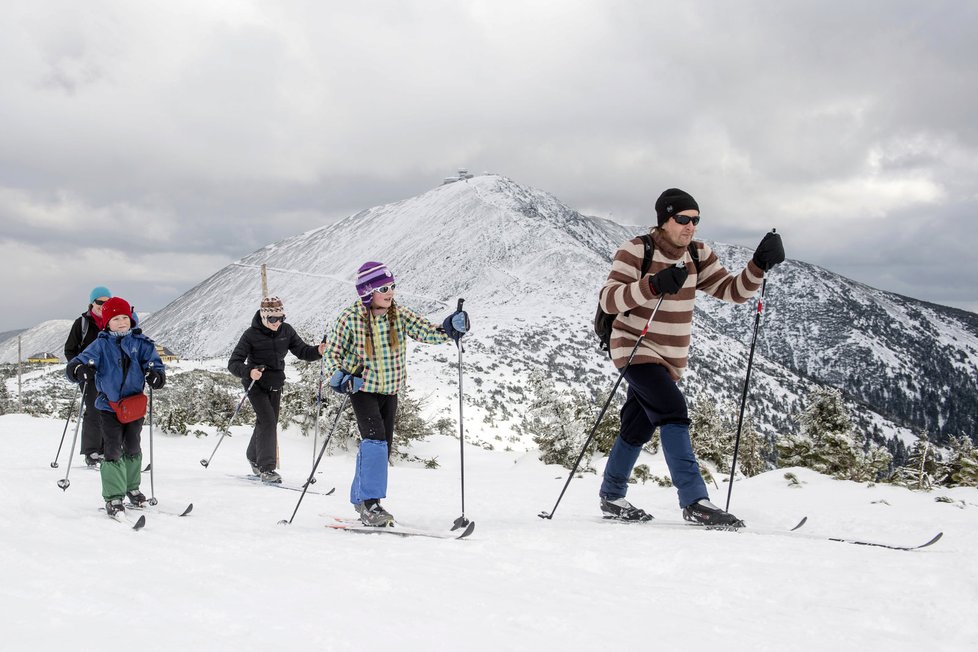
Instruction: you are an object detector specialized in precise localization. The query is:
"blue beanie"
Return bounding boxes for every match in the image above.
[89,286,112,304]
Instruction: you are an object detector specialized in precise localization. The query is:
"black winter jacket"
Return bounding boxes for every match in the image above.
[227,311,322,390]
[64,310,100,361]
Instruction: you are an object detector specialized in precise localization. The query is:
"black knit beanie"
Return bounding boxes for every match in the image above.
[655,188,699,226]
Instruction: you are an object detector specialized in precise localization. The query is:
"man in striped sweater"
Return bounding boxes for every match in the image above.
[598,188,784,526]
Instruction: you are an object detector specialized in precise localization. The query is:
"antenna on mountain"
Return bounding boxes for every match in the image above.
[260,264,269,298]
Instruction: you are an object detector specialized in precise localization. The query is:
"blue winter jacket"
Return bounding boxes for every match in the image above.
[66,328,165,412]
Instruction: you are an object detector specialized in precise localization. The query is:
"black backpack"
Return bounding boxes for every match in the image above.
[593,235,699,356]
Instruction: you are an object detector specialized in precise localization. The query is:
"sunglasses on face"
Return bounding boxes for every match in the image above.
[266,315,286,324]
[372,283,396,294]
[93,299,108,306]
[672,214,700,226]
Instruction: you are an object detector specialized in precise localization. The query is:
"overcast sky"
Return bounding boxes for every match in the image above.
[3,0,977,333]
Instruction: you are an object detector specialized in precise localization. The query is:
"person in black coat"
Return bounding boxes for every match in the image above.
[63,285,113,467]
[227,296,326,483]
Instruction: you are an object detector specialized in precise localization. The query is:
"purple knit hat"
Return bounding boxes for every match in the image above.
[355,261,395,306]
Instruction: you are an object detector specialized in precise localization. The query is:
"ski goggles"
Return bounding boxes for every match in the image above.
[672,214,700,226]
[372,283,396,294]
[265,315,286,324]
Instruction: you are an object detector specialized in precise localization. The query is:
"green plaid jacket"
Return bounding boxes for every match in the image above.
[325,300,449,395]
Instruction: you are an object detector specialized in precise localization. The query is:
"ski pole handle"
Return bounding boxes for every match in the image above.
[456,298,464,312]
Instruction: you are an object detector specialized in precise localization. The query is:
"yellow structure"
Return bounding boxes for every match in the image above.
[156,345,179,363]
[27,352,60,364]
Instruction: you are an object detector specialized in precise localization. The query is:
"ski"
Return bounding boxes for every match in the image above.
[793,529,943,551]
[104,511,146,530]
[596,515,808,533]
[230,474,336,496]
[599,514,941,551]
[325,516,476,540]
[126,502,194,517]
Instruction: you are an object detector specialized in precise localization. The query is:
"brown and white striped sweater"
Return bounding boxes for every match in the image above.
[599,229,764,379]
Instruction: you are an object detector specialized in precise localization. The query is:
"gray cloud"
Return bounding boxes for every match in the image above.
[3,0,977,331]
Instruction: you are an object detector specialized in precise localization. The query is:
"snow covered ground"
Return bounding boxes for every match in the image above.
[3,412,977,651]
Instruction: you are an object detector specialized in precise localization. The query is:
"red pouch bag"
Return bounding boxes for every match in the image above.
[108,393,148,424]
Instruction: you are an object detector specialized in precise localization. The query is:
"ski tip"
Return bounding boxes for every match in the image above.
[791,516,808,531]
[180,503,194,516]
[133,515,146,530]
[457,521,476,539]
[325,487,336,496]
[919,532,943,549]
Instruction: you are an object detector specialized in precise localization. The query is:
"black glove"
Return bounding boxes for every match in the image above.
[146,368,166,390]
[649,265,689,295]
[752,232,785,271]
[73,364,95,384]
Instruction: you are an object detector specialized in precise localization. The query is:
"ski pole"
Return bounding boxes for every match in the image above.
[311,356,325,470]
[147,364,158,505]
[51,382,81,468]
[452,298,470,531]
[200,366,264,468]
[725,230,774,512]
[279,391,353,525]
[539,289,670,520]
[58,370,92,491]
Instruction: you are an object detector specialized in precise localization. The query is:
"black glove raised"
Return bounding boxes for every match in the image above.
[146,368,166,390]
[649,265,689,296]
[752,232,785,271]
[73,364,95,383]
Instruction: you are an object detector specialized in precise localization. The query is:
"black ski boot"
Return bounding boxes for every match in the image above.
[600,497,653,522]
[106,498,126,518]
[126,490,148,507]
[682,499,745,527]
[260,470,282,484]
[360,499,394,527]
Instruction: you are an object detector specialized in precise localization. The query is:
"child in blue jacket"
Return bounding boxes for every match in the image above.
[66,296,165,519]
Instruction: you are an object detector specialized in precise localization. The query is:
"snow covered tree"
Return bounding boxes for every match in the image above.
[689,399,767,477]
[391,390,436,462]
[735,414,768,478]
[589,388,623,456]
[523,371,592,471]
[943,435,978,487]
[690,398,730,472]
[891,431,945,490]
[799,386,852,445]
[777,386,887,481]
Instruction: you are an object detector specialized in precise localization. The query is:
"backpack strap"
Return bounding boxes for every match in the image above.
[624,234,655,318]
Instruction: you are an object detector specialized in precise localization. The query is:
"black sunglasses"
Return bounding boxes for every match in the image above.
[672,214,700,226]
[266,315,286,324]
[93,299,108,306]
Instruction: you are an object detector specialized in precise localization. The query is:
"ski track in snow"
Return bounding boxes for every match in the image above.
[3,412,977,652]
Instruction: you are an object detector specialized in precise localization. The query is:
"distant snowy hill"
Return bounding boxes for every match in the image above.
[128,175,974,446]
[0,312,156,365]
[0,319,73,364]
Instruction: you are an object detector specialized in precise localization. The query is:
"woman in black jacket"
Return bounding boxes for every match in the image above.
[63,285,112,467]
[227,296,325,483]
